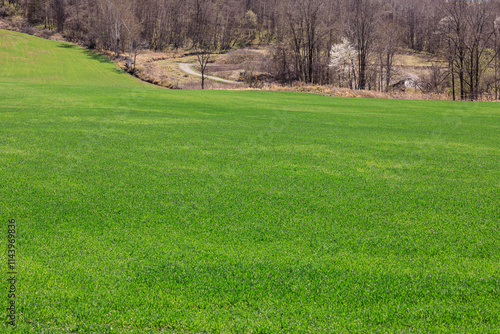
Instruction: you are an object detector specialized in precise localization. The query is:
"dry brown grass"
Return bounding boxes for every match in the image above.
[179,81,243,90]
[217,49,267,64]
[207,48,269,81]
[108,49,196,88]
[260,83,453,101]
[393,53,435,67]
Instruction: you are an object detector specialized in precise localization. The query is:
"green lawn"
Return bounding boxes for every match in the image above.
[1,29,499,333]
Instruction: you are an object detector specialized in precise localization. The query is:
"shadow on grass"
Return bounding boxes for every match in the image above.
[82,49,125,74]
[57,43,77,49]
[82,49,113,63]
[57,42,125,75]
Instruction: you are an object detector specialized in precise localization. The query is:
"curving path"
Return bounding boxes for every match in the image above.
[178,63,240,84]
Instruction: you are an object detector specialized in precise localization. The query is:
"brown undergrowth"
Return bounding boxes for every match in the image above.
[261,83,453,101]
[0,16,65,41]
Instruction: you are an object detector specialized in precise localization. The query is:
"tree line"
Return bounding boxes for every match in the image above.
[3,0,500,100]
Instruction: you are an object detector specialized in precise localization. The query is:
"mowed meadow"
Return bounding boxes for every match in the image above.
[0,29,499,333]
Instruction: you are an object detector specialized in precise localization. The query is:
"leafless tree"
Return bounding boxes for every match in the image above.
[345,0,379,90]
[122,5,142,73]
[440,0,498,100]
[276,0,333,83]
[196,48,211,89]
[375,3,400,92]
[52,0,66,32]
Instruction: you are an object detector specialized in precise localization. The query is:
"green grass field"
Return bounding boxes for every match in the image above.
[1,29,499,333]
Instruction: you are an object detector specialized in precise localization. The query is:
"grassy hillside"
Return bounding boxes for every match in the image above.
[0,29,139,86]
[1,29,499,333]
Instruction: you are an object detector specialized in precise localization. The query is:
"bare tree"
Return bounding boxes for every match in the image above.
[52,0,66,32]
[196,48,212,89]
[375,4,400,92]
[440,0,498,100]
[98,0,133,57]
[345,0,379,90]
[122,5,142,73]
[278,0,332,83]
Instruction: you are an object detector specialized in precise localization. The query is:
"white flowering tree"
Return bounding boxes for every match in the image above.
[329,38,358,89]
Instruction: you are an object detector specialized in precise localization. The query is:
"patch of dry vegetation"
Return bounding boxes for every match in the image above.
[207,48,269,82]
[110,49,194,88]
[119,49,257,89]
[393,51,436,67]
[261,83,452,101]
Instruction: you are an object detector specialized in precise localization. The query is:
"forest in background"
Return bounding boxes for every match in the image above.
[1,0,500,100]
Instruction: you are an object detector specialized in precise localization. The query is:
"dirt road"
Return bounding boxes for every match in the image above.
[178,63,240,84]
